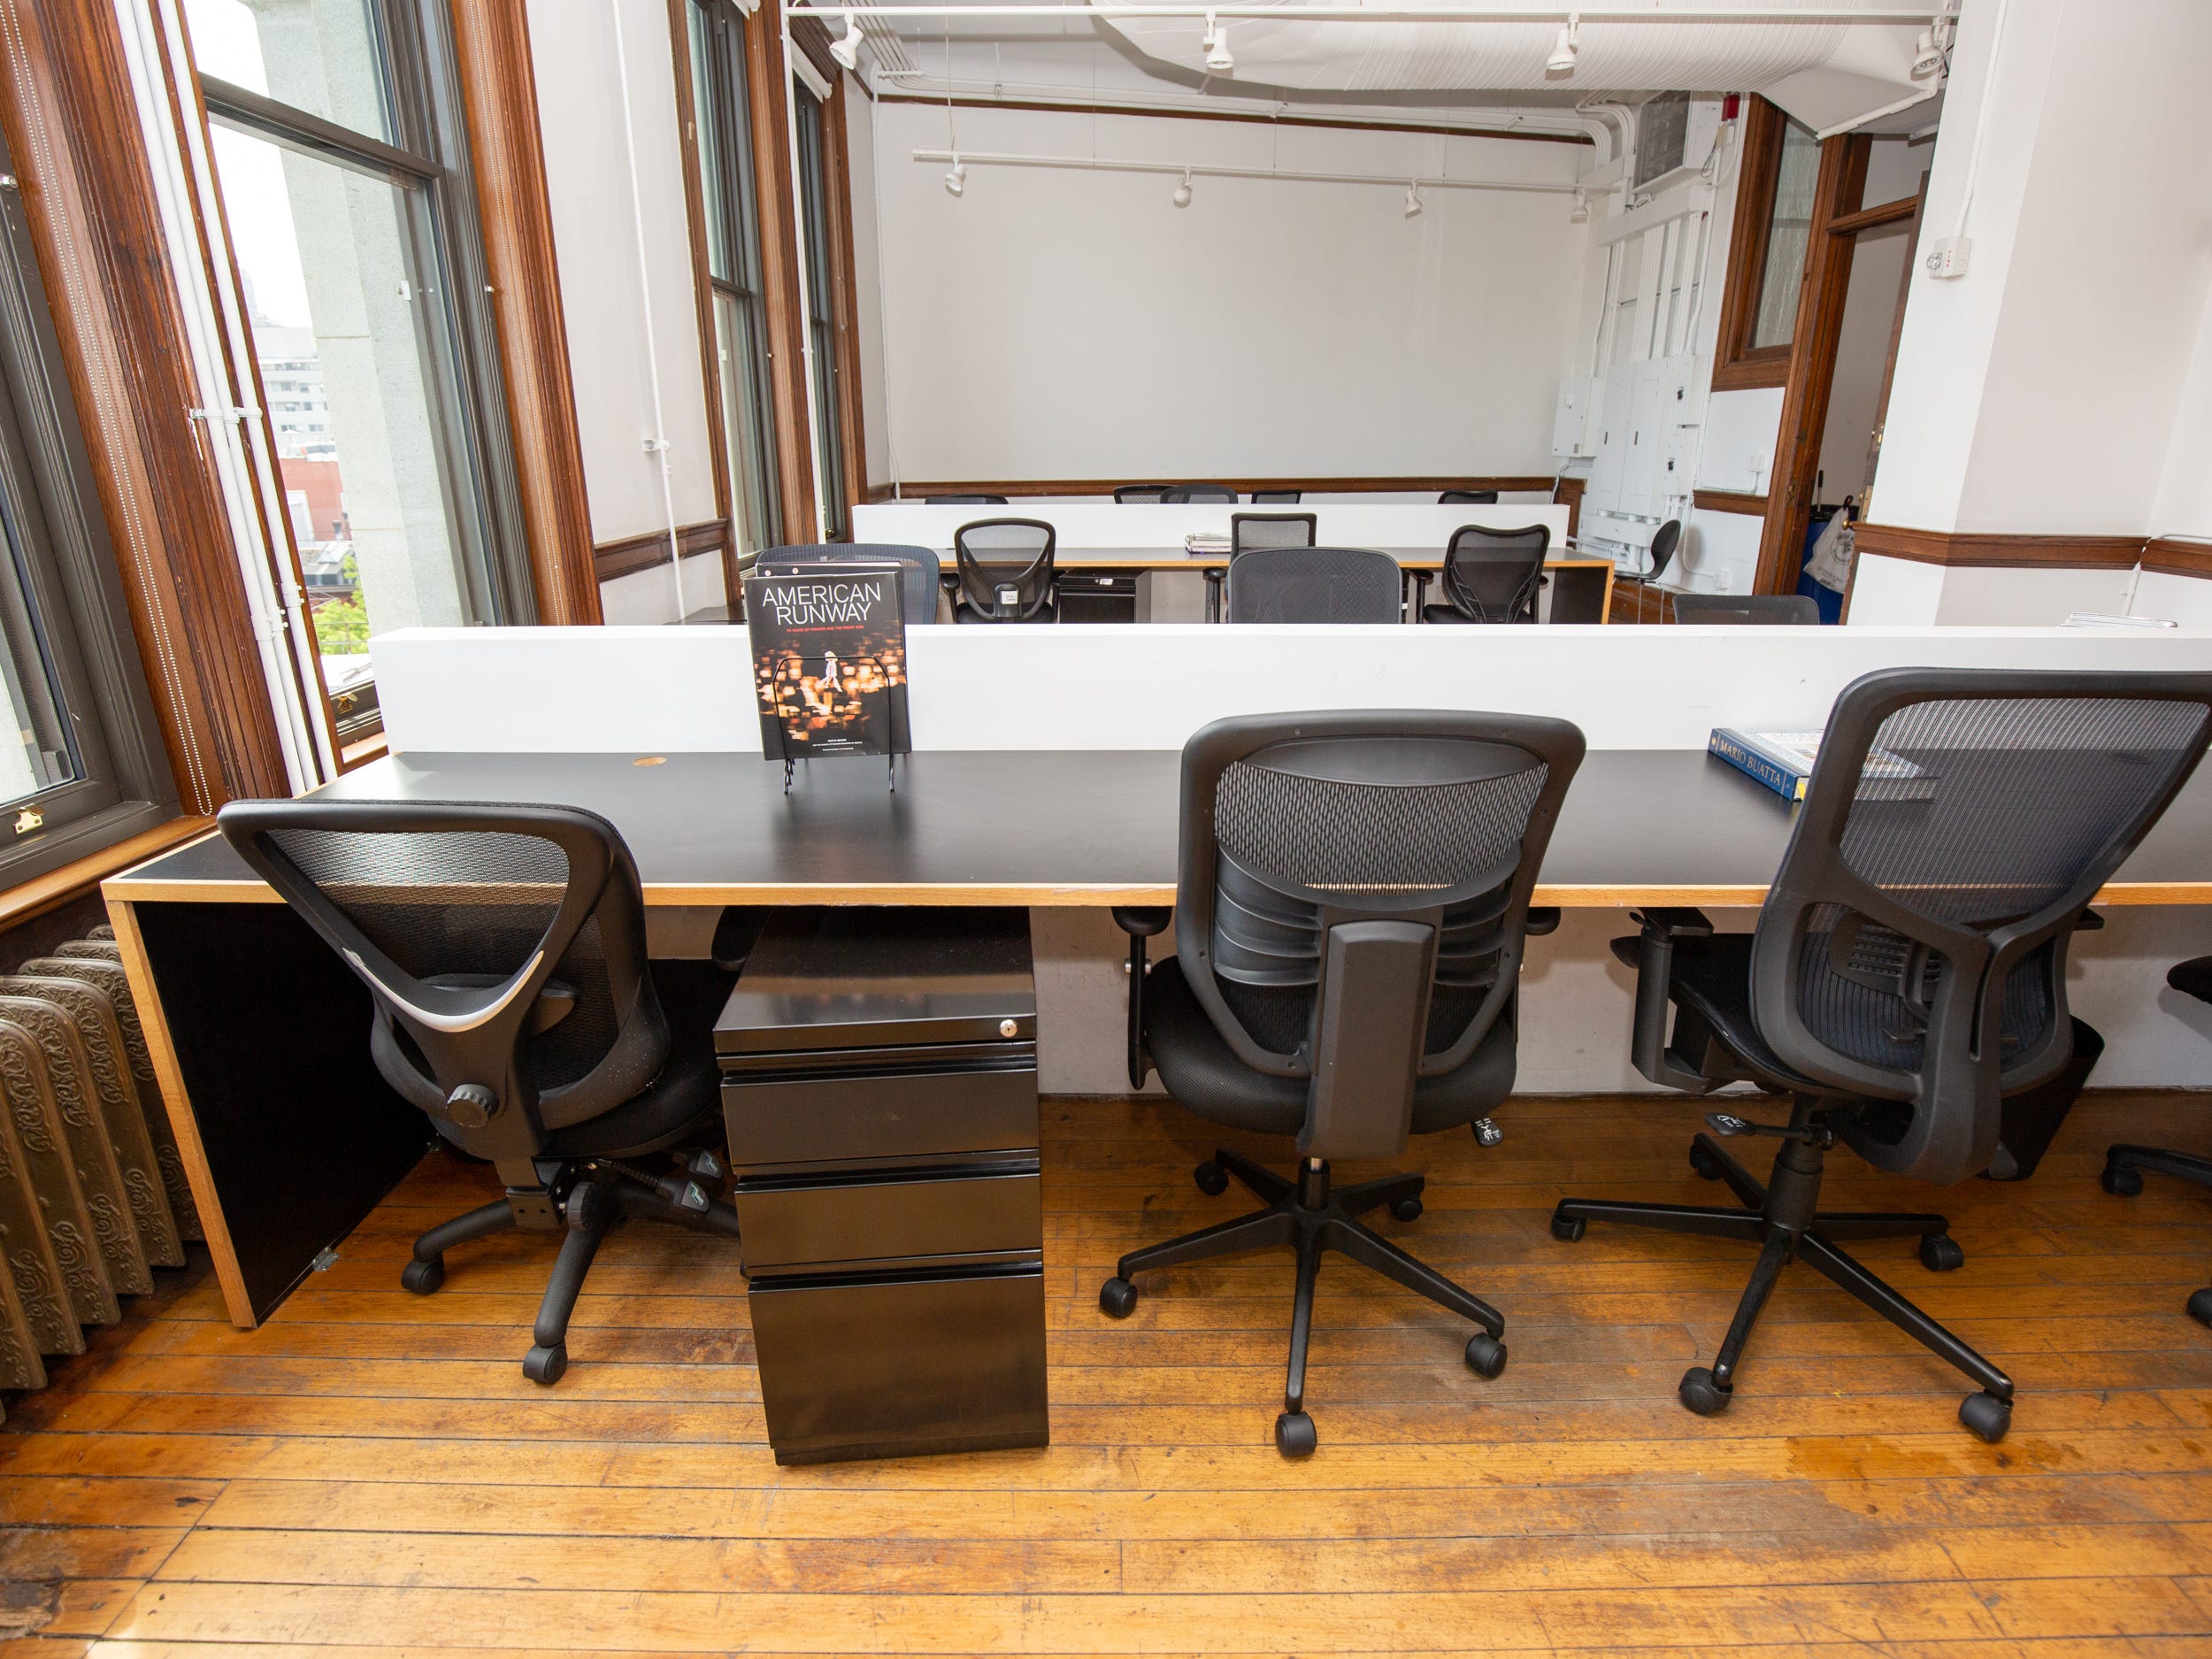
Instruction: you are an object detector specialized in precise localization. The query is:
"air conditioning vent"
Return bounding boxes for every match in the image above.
[1632,95,1722,196]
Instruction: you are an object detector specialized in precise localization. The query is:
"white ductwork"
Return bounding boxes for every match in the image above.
[1094,0,1938,133]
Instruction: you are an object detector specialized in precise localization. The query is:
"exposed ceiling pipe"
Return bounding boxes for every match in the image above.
[911,143,1612,199]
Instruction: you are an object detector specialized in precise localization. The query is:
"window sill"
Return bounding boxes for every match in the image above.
[0,811,214,933]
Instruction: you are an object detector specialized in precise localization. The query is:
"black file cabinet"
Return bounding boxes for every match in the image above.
[716,907,1048,1465]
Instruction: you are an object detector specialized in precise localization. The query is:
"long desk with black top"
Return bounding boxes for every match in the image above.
[104,745,2212,1330]
[1039,550,1616,624]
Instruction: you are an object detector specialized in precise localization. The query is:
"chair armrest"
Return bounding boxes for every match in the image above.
[1525,906,1561,937]
[1632,907,1714,939]
[2074,908,2105,931]
[1624,908,1721,1094]
[1113,907,1171,1088]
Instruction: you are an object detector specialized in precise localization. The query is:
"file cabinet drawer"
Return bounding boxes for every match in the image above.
[735,1159,1041,1271]
[721,1055,1035,1168]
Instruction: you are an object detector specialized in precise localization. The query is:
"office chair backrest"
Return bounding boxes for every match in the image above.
[1163,484,1237,503]
[1755,668,2212,1184]
[218,801,664,1169]
[1250,489,1302,504]
[953,518,1056,621]
[926,494,1006,505]
[1114,485,1170,503]
[1671,592,1819,626]
[756,543,941,625]
[1440,524,1549,623]
[1642,519,1682,582]
[1226,547,1401,624]
[1439,489,1499,505]
[1230,512,1318,556]
[1175,710,1585,1158]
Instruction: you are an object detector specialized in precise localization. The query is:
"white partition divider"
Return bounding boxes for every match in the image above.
[850,500,1570,552]
[370,623,2212,757]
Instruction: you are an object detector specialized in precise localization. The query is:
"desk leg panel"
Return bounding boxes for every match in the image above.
[112,898,429,1327]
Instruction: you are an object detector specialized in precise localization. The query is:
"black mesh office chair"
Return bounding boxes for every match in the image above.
[953,518,1057,624]
[1229,512,1317,556]
[1438,489,1499,505]
[1227,547,1402,624]
[1617,519,1681,587]
[926,493,1006,505]
[1672,593,1819,626]
[1114,485,1171,503]
[2102,956,2212,1325]
[1251,489,1302,504]
[1552,669,2212,1442]
[756,543,941,625]
[1423,525,1549,624]
[217,801,744,1385]
[1102,710,1585,1455]
[1163,484,1237,503]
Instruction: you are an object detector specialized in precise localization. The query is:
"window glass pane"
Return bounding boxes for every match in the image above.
[186,0,397,148]
[211,124,479,702]
[1751,117,1819,349]
[0,480,79,809]
[794,88,845,539]
[687,0,733,283]
[714,291,770,557]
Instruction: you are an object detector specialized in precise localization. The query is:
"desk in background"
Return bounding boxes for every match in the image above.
[105,747,2212,1328]
[1026,549,1615,625]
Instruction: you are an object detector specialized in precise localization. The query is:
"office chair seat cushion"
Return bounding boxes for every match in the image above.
[1143,957,1516,1136]
[427,960,733,1162]
[954,602,1057,625]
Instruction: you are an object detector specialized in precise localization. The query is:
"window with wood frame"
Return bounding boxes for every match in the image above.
[1712,96,1821,392]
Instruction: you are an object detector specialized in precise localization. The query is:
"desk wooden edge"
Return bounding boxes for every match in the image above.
[104,895,257,1328]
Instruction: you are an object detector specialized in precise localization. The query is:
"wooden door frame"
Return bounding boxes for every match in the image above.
[747,0,815,544]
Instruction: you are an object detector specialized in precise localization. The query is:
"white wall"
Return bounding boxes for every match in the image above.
[869,101,1589,481]
[527,0,718,555]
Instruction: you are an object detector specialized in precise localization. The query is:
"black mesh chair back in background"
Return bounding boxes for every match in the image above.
[755,543,942,625]
[1114,485,1171,503]
[1226,547,1402,624]
[1753,669,2212,1183]
[1250,490,1302,503]
[926,493,1006,504]
[218,802,664,1170]
[1163,484,1237,503]
[1175,710,1585,1133]
[1229,512,1317,556]
[1439,489,1499,505]
[953,518,1058,623]
[1428,524,1550,624]
[1672,593,1818,626]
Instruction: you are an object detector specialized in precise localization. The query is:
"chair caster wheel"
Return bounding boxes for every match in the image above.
[1464,1333,1508,1379]
[1918,1233,1965,1272]
[400,1256,444,1295]
[1959,1390,2011,1443]
[1194,1160,1228,1196]
[1099,1277,1137,1318]
[1689,1141,1723,1181]
[522,1343,567,1386]
[1678,1366,1731,1417]
[1390,1195,1424,1223]
[2101,1163,2144,1197]
[1274,1410,1317,1458]
[1550,1210,1586,1244]
[2187,1286,2212,1328]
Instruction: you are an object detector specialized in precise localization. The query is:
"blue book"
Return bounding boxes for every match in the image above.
[1709,728,1932,803]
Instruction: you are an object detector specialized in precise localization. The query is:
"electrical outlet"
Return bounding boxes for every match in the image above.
[1925,235,1971,280]
[1716,571,1735,593]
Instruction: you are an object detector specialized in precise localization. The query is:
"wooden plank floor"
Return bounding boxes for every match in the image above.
[5,1089,2212,1655]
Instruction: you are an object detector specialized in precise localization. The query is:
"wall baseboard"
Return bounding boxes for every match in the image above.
[594,519,730,584]
[864,476,1560,503]
[1854,524,2150,570]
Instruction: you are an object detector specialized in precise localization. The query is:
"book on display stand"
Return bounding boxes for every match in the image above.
[743,563,910,793]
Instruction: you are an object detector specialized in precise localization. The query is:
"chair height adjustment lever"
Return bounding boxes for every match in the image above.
[1704,1111,1828,1146]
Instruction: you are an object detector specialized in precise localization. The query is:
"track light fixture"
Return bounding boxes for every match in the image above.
[1547,12,1578,76]
[944,156,965,196]
[1910,21,1946,77]
[1172,168,1193,208]
[1202,12,1233,73]
[1402,180,1422,219]
[1570,188,1589,224]
[830,10,864,71]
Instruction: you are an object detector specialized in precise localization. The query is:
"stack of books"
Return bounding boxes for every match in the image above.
[1183,533,1231,556]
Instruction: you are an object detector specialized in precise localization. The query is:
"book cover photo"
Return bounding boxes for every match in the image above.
[743,564,910,763]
